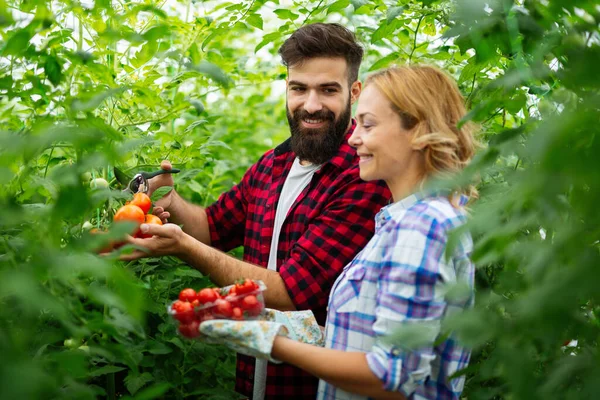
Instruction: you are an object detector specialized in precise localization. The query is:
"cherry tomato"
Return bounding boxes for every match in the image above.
[214,299,233,318]
[225,294,241,309]
[130,192,152,214]
[197,288,219,304]
[172,301,195,324]
[212,288,223,299]
[179,288,197,302]
[241,295,263,316]
[232,307,244,320]
[139,214,163,238]
[233,279,259,295]
[178,320,201,338]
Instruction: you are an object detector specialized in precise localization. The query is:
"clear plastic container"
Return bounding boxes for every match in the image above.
[168,280,267,334]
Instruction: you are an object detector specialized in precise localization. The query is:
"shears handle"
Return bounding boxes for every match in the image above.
[143,168,181,179]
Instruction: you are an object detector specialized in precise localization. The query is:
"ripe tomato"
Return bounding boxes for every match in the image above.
[179,288,197,302]
[130,192,152,214]
[241,295,263,316]
[172,301,195,324]
[212,288,223,299]
[224,294,241,309]
[233,279,259,295]
[232,307,244,320]
[197,288,219,304]
[113,204,145,235]
[178,320,201,338]
[214,299,233,318]
[139,214,163,238]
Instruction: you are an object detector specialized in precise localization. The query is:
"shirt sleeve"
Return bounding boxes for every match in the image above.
[365,214,450,396]
[205,157,262,251]
[278,173,390,313]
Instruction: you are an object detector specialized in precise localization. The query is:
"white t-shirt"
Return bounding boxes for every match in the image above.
[253,157,320,400]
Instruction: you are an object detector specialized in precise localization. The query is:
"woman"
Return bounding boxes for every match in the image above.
[202,65,477,399]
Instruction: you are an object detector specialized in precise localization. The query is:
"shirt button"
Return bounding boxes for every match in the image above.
[391,347,402,357]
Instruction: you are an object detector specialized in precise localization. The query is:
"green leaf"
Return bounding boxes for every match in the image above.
[142,25,170,42]
[369,52,400,71]
[255,32,281,52]
[44,55,63,86]
[132,383,171,400]
[386,6,404,24]
[327,0,350,14]
[351,0,368,11]
[88,365,126,377]
[187,61,233,88]
[125,372,153,395]
[246,14,263,30]
[71,87,128,112]
[174,268,203,278]
[273,9,298,20]
[150,186,172,202]
[1,28,34,56]
[0,75,13,89]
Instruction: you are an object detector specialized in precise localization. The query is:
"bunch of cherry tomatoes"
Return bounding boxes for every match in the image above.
[170,279,265,338]
[93,192,163,253]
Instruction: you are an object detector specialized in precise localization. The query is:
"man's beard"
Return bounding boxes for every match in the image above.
[287,99,352,165]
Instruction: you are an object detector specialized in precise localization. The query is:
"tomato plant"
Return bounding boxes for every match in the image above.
[0,0,598,399]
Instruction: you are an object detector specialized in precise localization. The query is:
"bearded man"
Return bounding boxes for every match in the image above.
[123,23,391,400]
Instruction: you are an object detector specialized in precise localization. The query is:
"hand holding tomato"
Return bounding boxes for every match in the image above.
[119,222,190,261]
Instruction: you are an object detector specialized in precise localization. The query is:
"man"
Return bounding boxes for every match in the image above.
[125,23,391,399]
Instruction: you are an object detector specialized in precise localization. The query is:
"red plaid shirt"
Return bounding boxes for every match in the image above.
[205,121,391,399]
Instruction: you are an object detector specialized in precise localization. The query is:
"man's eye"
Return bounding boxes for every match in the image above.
[324,88,337,93]
[291,87,305,92]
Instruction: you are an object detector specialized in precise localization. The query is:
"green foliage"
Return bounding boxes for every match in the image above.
[0,0,598,399]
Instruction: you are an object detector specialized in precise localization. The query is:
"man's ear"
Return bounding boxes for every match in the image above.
[350,81,362,104]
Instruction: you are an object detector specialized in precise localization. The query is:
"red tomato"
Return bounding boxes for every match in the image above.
[232,307,244,320]
[241,295,263,316]
[172,301,195,324]
[233,279,259,295]
[178,320,201,338]
[113,204,145,235]
[179,288,197,302]
[214,299,233,318]
[139,214,163,238]
[130,192,152,214]
[225,294,241,309]
[114,204,145,224]
[212,288,223,299]
[197,288,219,304]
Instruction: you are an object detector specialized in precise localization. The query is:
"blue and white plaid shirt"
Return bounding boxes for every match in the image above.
[318,193,474,400]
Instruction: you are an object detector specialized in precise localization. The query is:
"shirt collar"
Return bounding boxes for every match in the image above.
[375,191,468,227]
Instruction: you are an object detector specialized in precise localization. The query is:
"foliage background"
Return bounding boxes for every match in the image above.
[0,0,599,398]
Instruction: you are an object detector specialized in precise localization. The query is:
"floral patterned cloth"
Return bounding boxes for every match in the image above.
[200,309,324,363]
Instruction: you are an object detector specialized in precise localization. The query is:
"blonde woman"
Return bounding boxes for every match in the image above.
[201,65,477,400]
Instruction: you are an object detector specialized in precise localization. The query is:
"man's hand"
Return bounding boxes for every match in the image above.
[148,160,175,223]
[120,223,190,261]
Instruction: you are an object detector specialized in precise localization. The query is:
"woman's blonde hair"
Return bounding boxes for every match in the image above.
[365,65,479,201]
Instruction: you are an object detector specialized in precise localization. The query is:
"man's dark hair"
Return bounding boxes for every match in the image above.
[278,23,363,85]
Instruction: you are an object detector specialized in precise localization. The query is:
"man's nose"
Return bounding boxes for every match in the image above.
[303,90,322,114]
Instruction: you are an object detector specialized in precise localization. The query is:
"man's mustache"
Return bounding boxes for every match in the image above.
[293,109,335,121]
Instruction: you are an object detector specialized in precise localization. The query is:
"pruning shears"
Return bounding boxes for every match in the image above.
[114,166,180,194]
